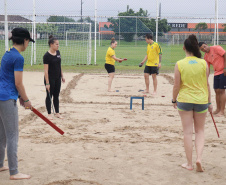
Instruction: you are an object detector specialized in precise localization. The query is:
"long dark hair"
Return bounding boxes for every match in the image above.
[184,34,201,58]
[48,35,57,47]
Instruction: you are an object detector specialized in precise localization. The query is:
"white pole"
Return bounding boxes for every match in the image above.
[156,0,159,42]
[31,0,35,66]
[94,0,97,65]
[119,17,120,46]
[216,0,219,45]
[31,23,34,66]
[33,0,36,64]
[4,0,8,51]
[89,23,92,65]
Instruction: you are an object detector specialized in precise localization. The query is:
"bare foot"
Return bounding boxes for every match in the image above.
[0,166,9,172]
[213,109,220,115]
[47,114,53,120]
[181,163,193,171]
[142,90,149,94]
[55,113,64,119]
[196,161,204,172]
[151,91,157,96]
[215,112,225,117]
[10,173,31,180]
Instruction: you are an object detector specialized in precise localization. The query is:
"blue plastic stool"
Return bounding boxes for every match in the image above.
[130,97,144,110]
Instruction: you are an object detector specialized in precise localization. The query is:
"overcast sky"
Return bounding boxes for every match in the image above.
[1,0,226,22]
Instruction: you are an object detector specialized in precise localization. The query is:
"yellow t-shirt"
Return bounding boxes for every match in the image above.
[146,42,162,66]
[105,47,115,65]
[177,56,208,104]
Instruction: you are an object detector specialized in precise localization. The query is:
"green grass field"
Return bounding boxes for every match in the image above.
[0,39,225,73]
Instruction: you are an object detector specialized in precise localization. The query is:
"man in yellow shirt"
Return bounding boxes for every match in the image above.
[140,33,162,95]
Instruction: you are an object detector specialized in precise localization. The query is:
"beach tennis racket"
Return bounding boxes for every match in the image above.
[47,91,55,114]
[31,107,64,135]
[210,112,220,138]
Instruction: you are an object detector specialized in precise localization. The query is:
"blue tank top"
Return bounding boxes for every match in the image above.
[0,47,24,101]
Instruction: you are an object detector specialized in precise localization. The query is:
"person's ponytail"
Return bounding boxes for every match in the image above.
[184,34,201,58]
[110,37,116,44]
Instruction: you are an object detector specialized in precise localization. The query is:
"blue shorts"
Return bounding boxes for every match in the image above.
[214,73,226,89]
[177,102,209,113]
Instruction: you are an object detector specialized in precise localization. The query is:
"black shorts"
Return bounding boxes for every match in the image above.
[105,63,115,73]
[214,73,226,89]
[144,66,159,75]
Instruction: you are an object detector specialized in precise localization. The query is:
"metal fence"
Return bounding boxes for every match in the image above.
[1,0,226,66]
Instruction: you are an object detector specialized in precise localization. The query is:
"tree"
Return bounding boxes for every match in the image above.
[78,17,99,32]
[46,16,75,39]
[106,8,148,42]
[142,18,171,36]
[223,24,226,32]
[194,22,208,32]
[47,16,75,22]
[105,8,170,42]
[36,24,58,39]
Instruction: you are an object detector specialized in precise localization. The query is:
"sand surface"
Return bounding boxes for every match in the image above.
[1,72,226,185]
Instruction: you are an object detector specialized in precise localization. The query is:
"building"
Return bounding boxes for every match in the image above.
[168,23,225,34]
[0,15,32,22]
[0,15,32,39]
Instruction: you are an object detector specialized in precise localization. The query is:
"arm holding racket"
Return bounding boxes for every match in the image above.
[15,71,32,109]
[112,55,127,63]
[206,64,219,137]
[44,64,50,92]
[61,69,65,83]
[172,63,180,109]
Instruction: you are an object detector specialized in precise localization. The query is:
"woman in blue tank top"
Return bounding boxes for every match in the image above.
[0,27,34,180]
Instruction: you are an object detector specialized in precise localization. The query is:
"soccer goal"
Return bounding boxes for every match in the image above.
[1,22,92,65]
[66,27,92,65]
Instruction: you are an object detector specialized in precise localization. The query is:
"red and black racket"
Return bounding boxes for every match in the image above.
[210,112,220,138]
[31,107,64,135]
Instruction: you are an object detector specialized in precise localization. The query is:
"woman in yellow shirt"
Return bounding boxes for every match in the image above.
[172,35,213,172]
[105,38,127,92]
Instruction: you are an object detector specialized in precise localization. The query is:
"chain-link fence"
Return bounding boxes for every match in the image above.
[1,0,226,66]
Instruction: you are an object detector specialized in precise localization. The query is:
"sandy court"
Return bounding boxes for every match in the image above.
[1,72,226,185]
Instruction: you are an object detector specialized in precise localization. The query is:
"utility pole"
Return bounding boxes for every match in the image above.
[159,3,161,19]
[81,0,84,22]
[156,0,159,42]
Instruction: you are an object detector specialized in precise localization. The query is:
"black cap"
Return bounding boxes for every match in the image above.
[11,27,35,43]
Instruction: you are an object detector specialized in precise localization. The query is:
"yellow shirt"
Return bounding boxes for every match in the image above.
[177,56,208,104]
[105,47,115,65]
[146,42,162,66]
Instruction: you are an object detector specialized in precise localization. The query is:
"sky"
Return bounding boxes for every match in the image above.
[1,0,226,23]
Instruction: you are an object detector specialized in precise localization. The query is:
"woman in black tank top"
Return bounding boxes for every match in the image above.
[43,35,65,120]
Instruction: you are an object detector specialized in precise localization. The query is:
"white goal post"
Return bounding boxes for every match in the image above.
[65,23,92,65]
[1,21,93,65]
